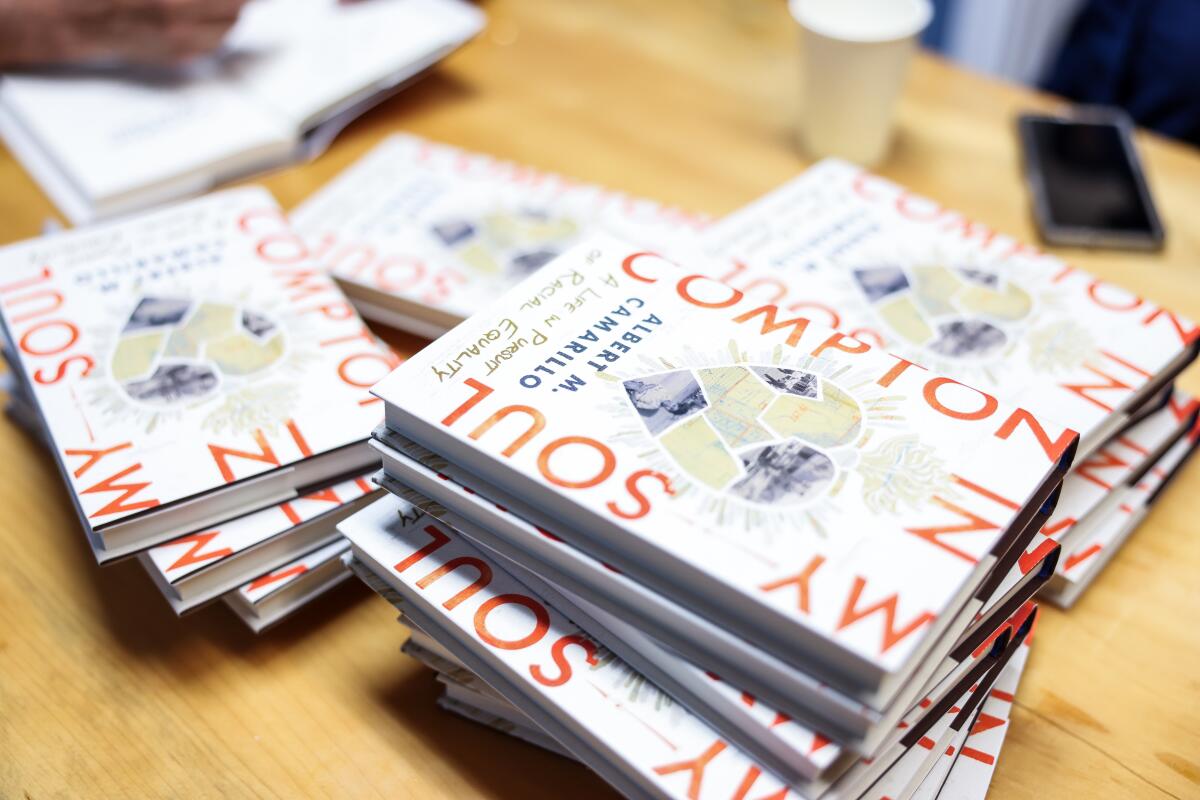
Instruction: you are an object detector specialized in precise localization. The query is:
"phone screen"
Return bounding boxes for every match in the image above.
[1024,118,1155,235]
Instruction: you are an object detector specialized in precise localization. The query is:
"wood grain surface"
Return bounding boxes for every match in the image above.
[1,1,1198,797]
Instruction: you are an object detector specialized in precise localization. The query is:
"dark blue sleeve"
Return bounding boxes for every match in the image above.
[1043,0,1200,146]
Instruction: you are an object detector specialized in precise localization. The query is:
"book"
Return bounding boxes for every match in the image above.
[931,634,1030,799]
[370,233,1074,701]
[141,473,377,613]
[0,0,484,224]
[340,495,1031,800]
[289,134,710,337]
[224,537,353,633]
[0,187,393,561]
[404,596,1033,800]
[701,159,1199,459]
[371,451,1053,775]
[1043,424,1200,607]
[1034,390,1197,557]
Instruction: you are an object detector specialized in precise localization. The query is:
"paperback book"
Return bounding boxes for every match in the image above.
[403,608,1031,800]
[225,538,353,633]
[371,448,1053,771]
[141,473,377,613]
[341,495,1032,800]
[291,134,710,337]
[1044,423,1200,607]
[1034,390,1197,558]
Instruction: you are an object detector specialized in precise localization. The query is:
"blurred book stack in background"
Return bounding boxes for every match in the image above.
[289,134,710,337]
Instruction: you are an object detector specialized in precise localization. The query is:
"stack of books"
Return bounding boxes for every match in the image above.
[1037,390,1199,606]
[333,154,1198,798]
[0,188,395,631]
[399,583,1034,800]
[339,231,1078,798]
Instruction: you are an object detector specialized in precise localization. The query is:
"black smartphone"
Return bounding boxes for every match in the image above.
[1017,108,1164,250]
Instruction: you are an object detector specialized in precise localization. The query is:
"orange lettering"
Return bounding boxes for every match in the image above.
[247,563,308,591]
[652,740,727,800]
[606,469,673,520]
[811,332,870,359]
[837,577,936,654]
[731,305,811,348]
[417,557,493,610]
[994,408,1077,463]
[81,463,160,518]
[395,525,450,573]
[64,442,133,478]
[760,555,826,613]
[537,436,615,489]
[530,634,599,687]
[470,405,546,457]
[904,497,993,563]
[442,378,493,427]
[473,594,550,650]
[208,429,279,483]
[924,377,998,421]
[165,531,233,571]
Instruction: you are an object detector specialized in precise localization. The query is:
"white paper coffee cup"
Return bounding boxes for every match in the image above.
[790,0,933,166]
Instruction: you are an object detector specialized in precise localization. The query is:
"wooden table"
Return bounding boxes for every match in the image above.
[2,1,1198,797]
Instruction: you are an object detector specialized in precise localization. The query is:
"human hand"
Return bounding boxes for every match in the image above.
[0,0,250,69]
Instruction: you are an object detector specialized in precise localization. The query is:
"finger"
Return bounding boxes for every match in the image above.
[98,0,246,26]
[152,0,249,22]
[152,19,237,62]
[92,17,234,65]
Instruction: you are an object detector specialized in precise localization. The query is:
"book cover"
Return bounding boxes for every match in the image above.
[224,537,353,632]
[291,134,710,335]
[1037,390,1196,553]
[702,160,1199,456]
[233,537,351,606]
[142,472,376,590]
[372,234,1075,693]
[934,638,1030,799]
[0,188,395,555]
[341,495,1016,800]
[1053,424,1199,594]
[405,578,1032,800]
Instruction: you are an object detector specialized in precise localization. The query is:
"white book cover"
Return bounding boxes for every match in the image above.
[1055,426,1197,589]
[224,537,353,632]
[701,160,1199,456]
[290,134,711,336]
[1036,390,1195,553]
[341,496,1013,800]
[142,472,375,586]
[410,590,1032,800]
[233,537,350,604]
[933,640,1031,800]
[0,188,393,558]
[372,234,1074,694]
[372,440,1051,781]
[0,0,485,223]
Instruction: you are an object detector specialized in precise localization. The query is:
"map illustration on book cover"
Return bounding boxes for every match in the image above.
[702,160,1199,454]
[290,134,710,334]
[372,235,1075,685]
[0,188,395,540]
